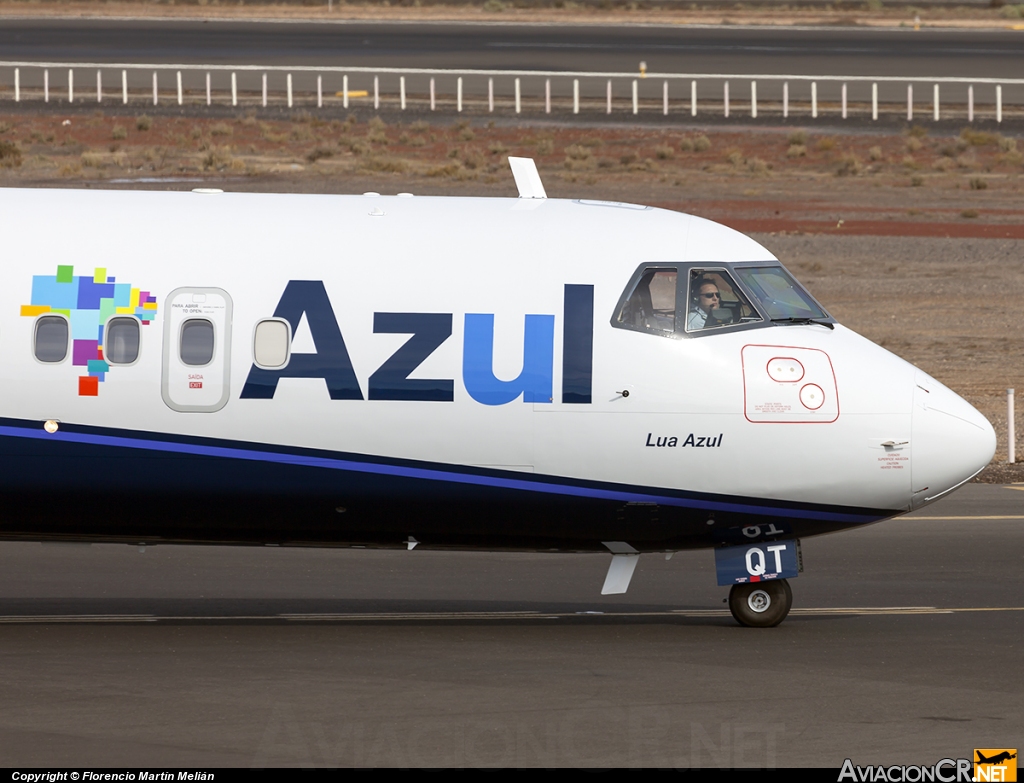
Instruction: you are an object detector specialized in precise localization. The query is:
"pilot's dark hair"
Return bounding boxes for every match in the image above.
[691,276,720,302]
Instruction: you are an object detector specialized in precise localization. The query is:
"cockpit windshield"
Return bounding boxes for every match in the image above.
[732,266,829,321]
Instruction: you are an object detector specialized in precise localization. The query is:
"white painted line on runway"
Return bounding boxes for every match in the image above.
[0,607,1022,623]
[902,515,1024,520]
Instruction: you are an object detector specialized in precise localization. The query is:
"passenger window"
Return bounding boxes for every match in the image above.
[253,319,290,368]
[34,315,69,363]
[686,269,761,333]
[105,317,141,365]
[615,267,677,334]
[180,319,215,366]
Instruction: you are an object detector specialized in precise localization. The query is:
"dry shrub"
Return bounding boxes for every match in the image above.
[679,137,695,152]
[788,129,808,145]
[960,128,1000,147]
[306,147,334,163]
[868,145,884,161]
[135,115,152,131]
[362,157,409,173]
[747,157,770,175]
[211,123,233,137]
[911,175,924,187]
[201,146,234,171]
[80,151,103,168]
[564,144,590,160]
[786,144,806,158]
[459,127,475,142]
[407,135,428,147]
[932,158,955,172]
[816,137,837,152]
[535,139,555,156]
[489,141,509,155]
[835,155,863,176]
[290,126,315,142]
[461,149,485,170]
[961,209,979,218]
[999,136,1018,152]
[426,162,462,178]
[620,151,638,165]
[969,177,988,190]
[111,125,127,140]
[693,134,711,152]
[409,120,429,132]
[725,150,743,166]
[0,140,23,167]
[654,144,674,160]
[905,137,922,152]
[0,122,10,134]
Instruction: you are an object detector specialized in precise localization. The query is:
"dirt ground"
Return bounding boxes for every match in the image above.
[2,108,1023,481]
[0,0,1021,30]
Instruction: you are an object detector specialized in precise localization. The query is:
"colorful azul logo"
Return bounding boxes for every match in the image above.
[21,265,158,396]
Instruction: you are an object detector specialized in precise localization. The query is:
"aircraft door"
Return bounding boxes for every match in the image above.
[161,287,233,413]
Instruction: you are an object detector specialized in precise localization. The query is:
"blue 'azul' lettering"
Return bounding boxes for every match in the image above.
[368,313,454,402]
[240,282,592,406]
[240,280,363,400]
[463,314,554,405]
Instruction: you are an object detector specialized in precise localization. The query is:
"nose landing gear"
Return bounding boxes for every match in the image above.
[728,579,792,627]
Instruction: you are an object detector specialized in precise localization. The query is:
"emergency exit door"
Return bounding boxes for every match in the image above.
[161,287,233,412]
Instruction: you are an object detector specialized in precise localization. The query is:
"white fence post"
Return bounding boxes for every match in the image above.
[457,76,462,112]
[811,81,817,118]
[574,79,580,115]
[872,82,878,121]
[1009,389,1016,464]
[488,77,494,112]
[515,77,521,114]
[14,68,19,102]
[933,83,939,121]
[783,81,788,118]
[750,80,757,118]
[373,75,378,110]
[205,72,210,106]
[545,78,550,114]
[44,69,49,103]
[176,71,183,106]
[262,73,267,107]
[344,75,349,109]
[907,84,913,121]
[723,80,729,118]
[123,70,128,105]
[632,79,638,114]
[842,83,847,119]
[399,75,405,110]
[607,79,612,115]
[289,73,295,109]
[96,70,102,103]
[691,79,696,117]
[429,77,435,111]
[152,71,158,106]
[318,75,323,109]
[68,69,73,103]
[663,80,668,116]
[968,85,974,122]
[231,72,237,107]
[997,85,1003,123]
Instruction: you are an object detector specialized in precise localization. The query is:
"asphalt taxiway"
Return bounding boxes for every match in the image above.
[0,483,1020,767]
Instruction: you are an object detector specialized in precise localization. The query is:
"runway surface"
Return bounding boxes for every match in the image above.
[0,483,1020,766]
[2,20,1023,77]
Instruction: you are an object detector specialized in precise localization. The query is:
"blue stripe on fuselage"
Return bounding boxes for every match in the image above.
[0,422,890,524]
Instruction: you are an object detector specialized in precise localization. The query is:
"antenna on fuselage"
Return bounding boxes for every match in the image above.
[508,157,547,199]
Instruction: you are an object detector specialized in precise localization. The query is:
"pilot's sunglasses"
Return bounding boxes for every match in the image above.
[701,292,721,299]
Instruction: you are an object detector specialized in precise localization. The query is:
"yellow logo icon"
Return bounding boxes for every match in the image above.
[974,749,1017,782]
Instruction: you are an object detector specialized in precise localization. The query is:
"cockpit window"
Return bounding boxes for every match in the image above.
[615,267,677,335]
[732,266,828,321]
[686,269,762,333]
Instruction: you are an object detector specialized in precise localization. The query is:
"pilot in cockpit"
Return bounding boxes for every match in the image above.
[687,278,721,330]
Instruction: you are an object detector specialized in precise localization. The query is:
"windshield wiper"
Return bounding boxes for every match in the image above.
[770,317,834,330]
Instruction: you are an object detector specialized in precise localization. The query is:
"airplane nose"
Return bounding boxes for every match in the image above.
[911,374,996,510]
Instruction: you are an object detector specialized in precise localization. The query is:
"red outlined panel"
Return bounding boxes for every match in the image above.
[742,344,839,423]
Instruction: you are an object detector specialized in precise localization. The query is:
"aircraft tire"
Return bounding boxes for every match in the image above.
[728,579,792,628]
